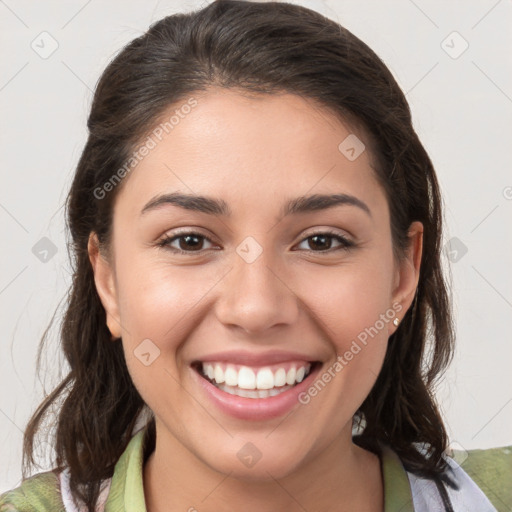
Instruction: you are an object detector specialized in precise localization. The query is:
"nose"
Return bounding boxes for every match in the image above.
[214,245,299,335]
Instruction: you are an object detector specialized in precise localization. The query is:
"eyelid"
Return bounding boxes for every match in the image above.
[157,228,355,254]
[299,227,352,242]
[293,229,354,252]
[156,229,218,253]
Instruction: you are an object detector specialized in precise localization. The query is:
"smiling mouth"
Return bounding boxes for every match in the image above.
[191,361,321,399]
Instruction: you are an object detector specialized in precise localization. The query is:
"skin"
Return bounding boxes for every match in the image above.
[88,88,423,512]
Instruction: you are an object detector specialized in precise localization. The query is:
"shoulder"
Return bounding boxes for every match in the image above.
[0,468,112,512]
[457,445,512,511]
[0,426,147,512]
[0,470,64,512]
[406,451,503,512]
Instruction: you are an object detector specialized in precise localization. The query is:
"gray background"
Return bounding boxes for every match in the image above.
[1,0,511,492]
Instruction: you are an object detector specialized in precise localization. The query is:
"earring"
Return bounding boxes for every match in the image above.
[393,318,400,327]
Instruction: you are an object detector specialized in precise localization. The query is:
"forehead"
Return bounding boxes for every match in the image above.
[115,88,386,220]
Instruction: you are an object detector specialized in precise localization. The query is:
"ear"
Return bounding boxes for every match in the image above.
[389,221,423,334]
[87,232,122,340]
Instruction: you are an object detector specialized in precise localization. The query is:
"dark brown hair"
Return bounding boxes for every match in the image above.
[22,1,455,510]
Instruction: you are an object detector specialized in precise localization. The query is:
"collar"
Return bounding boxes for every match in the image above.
[104,427,148,512]
[380,444,415,511]
[104,426,415,511]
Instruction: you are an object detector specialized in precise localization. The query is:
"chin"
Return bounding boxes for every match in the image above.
[197,443,305,481]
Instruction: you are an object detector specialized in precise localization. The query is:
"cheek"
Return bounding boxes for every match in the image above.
[114,259,204,417]
[114,251,216,342]
[297,265,392,430]
[298,256,394,341]
[295,256,394,395]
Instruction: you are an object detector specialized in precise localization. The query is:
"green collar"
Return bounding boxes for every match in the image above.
[105,427,415,511]
[104,428,148,512]
[380,444,415,511]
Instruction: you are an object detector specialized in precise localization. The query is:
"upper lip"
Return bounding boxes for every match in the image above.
[192,350,320,366]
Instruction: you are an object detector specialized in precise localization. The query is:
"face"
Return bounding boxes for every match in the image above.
[89,88,422,480]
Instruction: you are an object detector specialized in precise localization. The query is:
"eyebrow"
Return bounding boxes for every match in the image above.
[140,192,372,218]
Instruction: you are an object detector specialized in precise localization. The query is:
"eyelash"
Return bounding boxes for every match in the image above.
[156,229,354,255]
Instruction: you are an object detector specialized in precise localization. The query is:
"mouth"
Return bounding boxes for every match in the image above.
[191,360,321,399]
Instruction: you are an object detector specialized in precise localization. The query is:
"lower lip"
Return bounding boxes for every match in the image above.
[191,363,322,421]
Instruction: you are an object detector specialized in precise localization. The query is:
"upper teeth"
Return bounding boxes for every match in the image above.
[201,362,311,390]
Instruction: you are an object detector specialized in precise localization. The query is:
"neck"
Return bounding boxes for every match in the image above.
[142,420,383,512]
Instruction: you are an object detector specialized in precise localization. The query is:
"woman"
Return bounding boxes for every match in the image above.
[0,1,498,510]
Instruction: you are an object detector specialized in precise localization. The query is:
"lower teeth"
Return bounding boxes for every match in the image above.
[214,382,294,399]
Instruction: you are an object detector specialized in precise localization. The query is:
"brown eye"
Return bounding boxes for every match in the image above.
[176,234,205,251]
[296,232,354,253]
[158,232,215,254]
[157,230,354,256]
